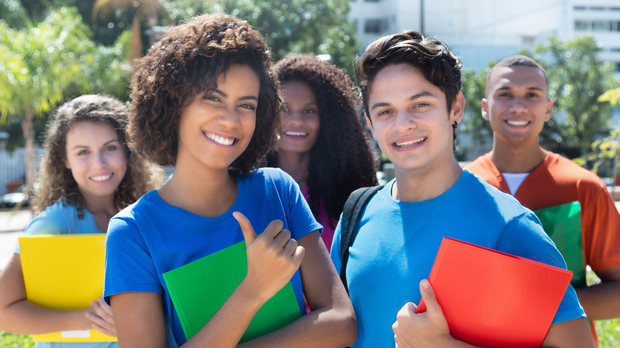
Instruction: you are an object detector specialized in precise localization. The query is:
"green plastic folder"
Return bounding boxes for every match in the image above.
[162,241,302,343]
[534,201,585,288]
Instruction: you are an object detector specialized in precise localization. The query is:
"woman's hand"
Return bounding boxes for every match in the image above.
[233,212,305,304]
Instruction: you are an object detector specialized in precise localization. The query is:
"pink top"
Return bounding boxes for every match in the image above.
[301,186,336,253]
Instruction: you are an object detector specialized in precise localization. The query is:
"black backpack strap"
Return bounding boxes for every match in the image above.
[339,185,384,295]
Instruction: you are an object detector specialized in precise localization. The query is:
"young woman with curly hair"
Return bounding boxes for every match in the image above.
[102,14,356,348]
[0,94,162,348]
[271,55,378,252]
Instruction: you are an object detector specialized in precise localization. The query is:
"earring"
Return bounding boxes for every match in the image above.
[453,121,458,127]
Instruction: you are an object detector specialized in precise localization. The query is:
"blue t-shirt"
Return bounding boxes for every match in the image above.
[104,168,321,347]
[330,170,585,348]
[15,199,116,348]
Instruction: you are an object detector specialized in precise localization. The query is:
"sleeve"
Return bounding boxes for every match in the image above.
[330,217,343,272]
[279,171,323,241]
[103,216,163,303]
[14,207,69,254]
[495,212,585,325]
[582,187,620,271]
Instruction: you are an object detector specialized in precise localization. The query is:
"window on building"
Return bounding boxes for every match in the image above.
[574,20,589,31]
[592,20,609,31]
[574,6,586,11]
[364,0,380,2]
[610,48,620,53]
[614,62,620,72]
[611,7,620,11]
[365,19,384,34]
[590,6,605,11]
[615,21,620,31]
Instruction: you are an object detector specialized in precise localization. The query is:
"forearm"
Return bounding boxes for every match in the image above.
[239,304,357,348]
[575,281,620,320]
[0,300,89,335]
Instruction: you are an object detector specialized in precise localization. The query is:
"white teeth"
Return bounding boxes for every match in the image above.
[285,131,308,136]
[91,174,112,181]
[395,137,426,147]
[205,132,235,145]
[506,120,529,126]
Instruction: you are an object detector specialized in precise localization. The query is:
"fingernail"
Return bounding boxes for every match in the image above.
[421,279,430,289]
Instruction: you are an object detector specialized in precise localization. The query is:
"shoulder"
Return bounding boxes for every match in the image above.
[545,152,608,191]
[24,199,76,235]
[460,171,532,225]
[242,167,298,193]
[463,154,498,183]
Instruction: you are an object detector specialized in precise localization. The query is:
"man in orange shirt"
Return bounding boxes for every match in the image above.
[466,55,620,347]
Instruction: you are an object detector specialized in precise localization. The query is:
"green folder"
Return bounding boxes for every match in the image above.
[534,201,586,288]
[162,241,302,343]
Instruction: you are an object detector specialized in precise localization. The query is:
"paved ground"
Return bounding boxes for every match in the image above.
[0,207,33,270]
[2,202,620,271]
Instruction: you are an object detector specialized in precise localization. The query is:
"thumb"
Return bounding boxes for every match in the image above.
[233,212,257,245]
[419,279,441,314]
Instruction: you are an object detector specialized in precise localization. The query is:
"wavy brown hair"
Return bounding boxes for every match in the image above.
[33,95,163,217]
[271,55,378,225]
[128,13,280,176]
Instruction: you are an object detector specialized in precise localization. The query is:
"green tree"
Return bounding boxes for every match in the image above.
[461,35,616,157]
[163,0,359,75]
[0,6,131,192]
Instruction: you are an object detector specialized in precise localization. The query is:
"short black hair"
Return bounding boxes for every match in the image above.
[486,55,548,95]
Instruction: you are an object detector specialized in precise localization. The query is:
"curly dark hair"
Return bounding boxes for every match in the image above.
[33,95,164,217]
[128,13,280,176]
[272,55,378,225]
[355,30,463,142]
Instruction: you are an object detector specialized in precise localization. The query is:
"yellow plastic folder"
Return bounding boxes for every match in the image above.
[163,241,302,343]
[18,234,117,342]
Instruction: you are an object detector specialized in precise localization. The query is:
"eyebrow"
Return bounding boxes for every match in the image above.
[71,139,119,150]
[212,88,258,102]
[370,91,435,111]
[496,86,544,92]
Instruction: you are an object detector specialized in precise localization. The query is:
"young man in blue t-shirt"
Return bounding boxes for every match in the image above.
[330,31,593,348]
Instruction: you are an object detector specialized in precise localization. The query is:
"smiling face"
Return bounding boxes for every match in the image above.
[64,121,127,202]
[278,81,321,155]
[367,63,463,175]
[176,64,259,172]
[483,65,552,146]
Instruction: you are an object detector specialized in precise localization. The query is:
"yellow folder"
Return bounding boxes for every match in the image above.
[19,234,117,342]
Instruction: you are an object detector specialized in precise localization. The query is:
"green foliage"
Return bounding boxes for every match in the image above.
[0,330,34,348]
[0,6,131,125]
[461,68,492,144]
[460,35,616,153]
[162,0,359,75]
[0,0,30,29]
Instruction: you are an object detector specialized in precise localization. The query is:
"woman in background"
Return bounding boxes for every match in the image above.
[0,94,162,348]
[271,55,378,252]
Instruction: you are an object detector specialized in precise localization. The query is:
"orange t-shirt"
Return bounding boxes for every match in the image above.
[466,152,620,272]
[466,152,620,347]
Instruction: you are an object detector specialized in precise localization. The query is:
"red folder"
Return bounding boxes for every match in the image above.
[416,237,573,348]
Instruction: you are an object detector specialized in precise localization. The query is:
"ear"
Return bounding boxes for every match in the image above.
[450,91,465,124]
[481,98,489,121]
[365,114,376,140]
[544,99,553,122]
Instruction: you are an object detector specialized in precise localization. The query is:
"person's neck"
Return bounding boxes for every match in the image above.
[489,137,548,173]
[393,157,463,203]
[158,155,237,217]
[80,190,117,218]
[277,150,311,187]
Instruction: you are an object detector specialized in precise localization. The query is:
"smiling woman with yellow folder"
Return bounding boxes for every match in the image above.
[0,95,162,348]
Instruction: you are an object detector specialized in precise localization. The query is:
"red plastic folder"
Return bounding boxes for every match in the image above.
[416,237,573,348]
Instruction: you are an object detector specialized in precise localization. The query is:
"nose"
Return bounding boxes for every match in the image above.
[283,109,304,126]
[218,108,240,129]
[93,150,107,168]
[508,97,527,113]
[393,109,417,132]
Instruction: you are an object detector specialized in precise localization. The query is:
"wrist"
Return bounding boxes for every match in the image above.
[237,278,268,310]
[67,308,91,331]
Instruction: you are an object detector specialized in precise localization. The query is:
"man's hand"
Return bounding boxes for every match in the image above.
[393,280,453,348]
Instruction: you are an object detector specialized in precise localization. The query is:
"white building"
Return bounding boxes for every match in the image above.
[349,0,620,75]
